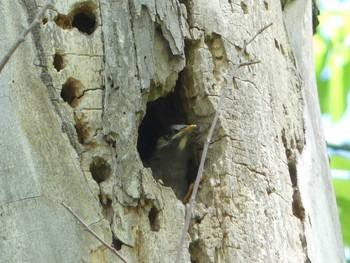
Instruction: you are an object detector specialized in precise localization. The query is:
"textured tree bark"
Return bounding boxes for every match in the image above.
[0,0,345,263]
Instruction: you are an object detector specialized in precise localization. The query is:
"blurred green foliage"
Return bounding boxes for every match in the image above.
[333,179,350,246]
[331,156,350,171]
[314,12,350,121]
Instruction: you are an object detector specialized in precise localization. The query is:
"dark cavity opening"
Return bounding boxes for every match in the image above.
[53,1,97,35]
[60,78,84,107]
[89,156,111,184]
[137,80,200,201]
[148,206,160,231]
[112,238,123,251]
[137,86,187,163]
[53,53,65,72]
[72,12,96,34]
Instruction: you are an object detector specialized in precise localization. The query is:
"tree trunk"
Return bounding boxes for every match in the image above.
[0,0,345,262]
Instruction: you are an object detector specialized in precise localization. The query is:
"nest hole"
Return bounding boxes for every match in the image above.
[89,156,111,184]
[137,81,200,200]
[137,86,187,162]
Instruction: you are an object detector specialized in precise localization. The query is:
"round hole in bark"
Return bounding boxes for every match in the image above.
[137,85,187,163]
[89,156,111,184]
[60,78,84,107]
[53,1,97,34]
[148,206,160,231]
[53,53,65,72]
[112,238,123,251]
[72,12,95,34]
[71,2,97,35]
[137,78,200,201]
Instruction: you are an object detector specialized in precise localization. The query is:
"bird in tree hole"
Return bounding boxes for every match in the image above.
[148,124,197,202]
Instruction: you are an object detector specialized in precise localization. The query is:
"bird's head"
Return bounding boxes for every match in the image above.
[155,124,197,152]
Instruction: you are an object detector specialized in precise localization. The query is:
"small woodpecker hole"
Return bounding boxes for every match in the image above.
[112,238,123,251]
[72,12,96,34]
[148,206,160,232]
[60,78,84,107]
[53,1,97,35]
[53,53,65,72]
[89,156,111,184]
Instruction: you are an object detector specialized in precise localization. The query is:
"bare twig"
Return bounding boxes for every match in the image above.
[327,143,350,152]
[61,202,128,263]
[238,60,261,67]
[174,23,273,263]
[244,22,273,48]
[0,2,53,73]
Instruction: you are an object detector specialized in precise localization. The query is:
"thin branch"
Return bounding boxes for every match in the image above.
[244,22,273,47]
[327,143,350,152]
[61,202,129,263]
[174,23,273,263]
[0,2,53,73]
[238,60,261,67]
[237,23,272,65]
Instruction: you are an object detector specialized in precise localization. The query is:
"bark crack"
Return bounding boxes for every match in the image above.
[1,194,44,206]
[281,128,305,221]
[281,128,310,262]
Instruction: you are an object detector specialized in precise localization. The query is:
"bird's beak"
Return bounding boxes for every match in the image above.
[182,124,197,133]
[175,124,197,138]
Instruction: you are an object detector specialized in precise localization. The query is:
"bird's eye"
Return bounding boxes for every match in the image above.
[166,127,178,137]
[170,128,179,136]
[163,134,172,140]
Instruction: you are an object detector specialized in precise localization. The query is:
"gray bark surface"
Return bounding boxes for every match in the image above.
[0,0,345,262]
